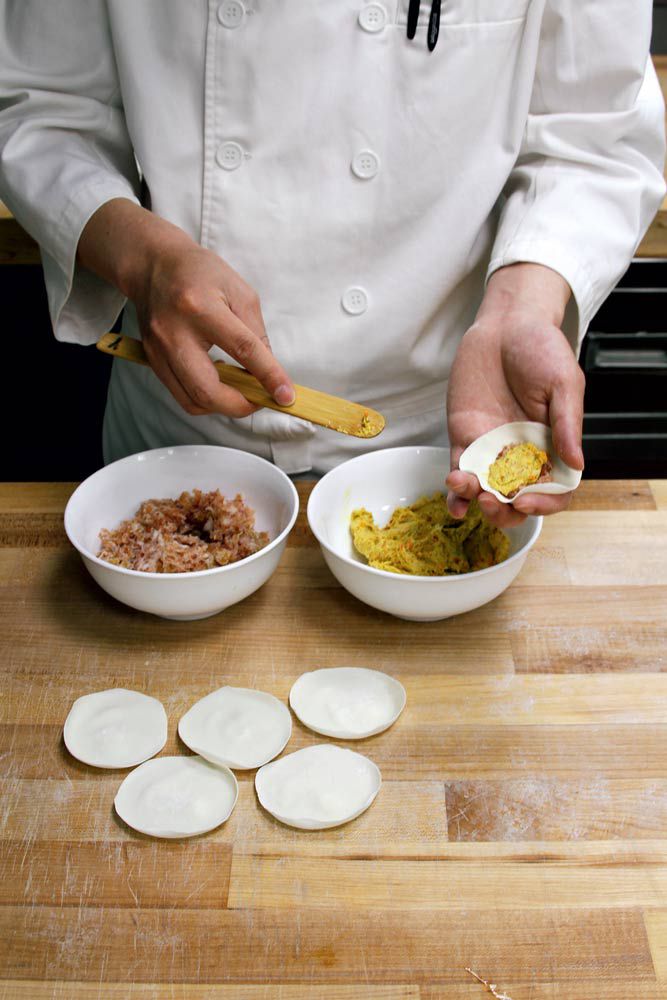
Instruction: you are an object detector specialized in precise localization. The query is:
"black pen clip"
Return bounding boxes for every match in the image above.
[427,0,441,50]
[406,0,441,51]
[407,0,420,39]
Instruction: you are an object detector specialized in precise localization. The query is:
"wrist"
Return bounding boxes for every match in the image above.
[478,263,572,330]
[78,199,197,302]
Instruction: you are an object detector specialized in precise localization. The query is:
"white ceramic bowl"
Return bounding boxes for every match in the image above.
[307,446,542,622]
[65,445,299,621]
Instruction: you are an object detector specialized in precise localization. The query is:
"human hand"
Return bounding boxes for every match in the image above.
[78,199,294,417]
[446,264,585,528]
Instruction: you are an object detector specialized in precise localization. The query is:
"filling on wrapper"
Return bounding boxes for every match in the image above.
[98,489,269,573]
[487,442,552,499]
[350,494,509,576]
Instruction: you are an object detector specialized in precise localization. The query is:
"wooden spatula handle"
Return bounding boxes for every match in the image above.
[95,333,385,439]
[98,333,278,406]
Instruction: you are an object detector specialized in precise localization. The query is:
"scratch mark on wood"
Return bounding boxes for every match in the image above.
[466,967,514,999]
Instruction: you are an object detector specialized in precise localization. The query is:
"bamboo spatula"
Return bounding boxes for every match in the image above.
[97,333,385,439]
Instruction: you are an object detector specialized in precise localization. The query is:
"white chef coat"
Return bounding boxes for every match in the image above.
[0,0,665,474]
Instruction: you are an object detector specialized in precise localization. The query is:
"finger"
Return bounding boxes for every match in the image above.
[167,335,258,418]
[449,444,464,472]
[142,339,209,416]
[445,470,480,501]
[478,492,527,528]
[447,493,470,519]
[549,367,585,471]
[512,491,574,517]
[229,287,270,349]
[203,302,295,406]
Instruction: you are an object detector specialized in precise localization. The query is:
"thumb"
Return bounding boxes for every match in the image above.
[548,368,585,471]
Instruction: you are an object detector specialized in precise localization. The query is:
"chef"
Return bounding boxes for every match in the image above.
[0,0,664,528]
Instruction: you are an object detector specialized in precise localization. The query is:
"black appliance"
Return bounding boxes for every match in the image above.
[581,260,667,477]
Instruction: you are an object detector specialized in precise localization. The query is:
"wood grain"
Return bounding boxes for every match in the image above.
[0,546,516,677]
[228,845,667,911]
[446,779,667,841]
[4,984,667,1000]
[645,910,667,981]
[539,512,667,586]
[0,840,232,909]
[4,673,666,727]
[0,779,448,857]
[651,480,667,511]
[1,480,667,997]
[423,985,667,1000]
[0,906,653,983]
[0,988,421,1000]
[6,722,667,781]
[569,480,657,511]
[0,484,76,513]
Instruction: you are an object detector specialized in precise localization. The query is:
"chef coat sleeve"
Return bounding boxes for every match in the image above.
[487,0,666,351]
[0,1,141,345]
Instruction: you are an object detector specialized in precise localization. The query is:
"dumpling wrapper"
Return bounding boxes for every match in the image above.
[114,755,238,839]
[458,421,582,504]
[64,688,168,769]
[255,744,381,830]
[178,686,292,770]
[290,667,406,739]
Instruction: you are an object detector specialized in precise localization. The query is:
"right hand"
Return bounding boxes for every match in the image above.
[78,200,295,419]
[132,240,295,417]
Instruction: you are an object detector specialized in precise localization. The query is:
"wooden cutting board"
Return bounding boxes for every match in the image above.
[1,479,667,999]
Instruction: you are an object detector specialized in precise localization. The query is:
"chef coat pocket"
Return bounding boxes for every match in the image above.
[396,0,531,26]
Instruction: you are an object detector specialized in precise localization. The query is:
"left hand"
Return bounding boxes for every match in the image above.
[446,263,586,529]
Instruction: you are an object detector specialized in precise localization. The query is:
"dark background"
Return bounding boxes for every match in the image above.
[2,8,666,482]
[655,0,667,51]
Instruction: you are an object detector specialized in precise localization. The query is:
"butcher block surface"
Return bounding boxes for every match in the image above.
[1,478,667,999]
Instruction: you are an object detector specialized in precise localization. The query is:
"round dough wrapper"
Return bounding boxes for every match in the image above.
[64,688,168,769]
[458,420,582,504]
[289,667,406,739]
[178,686,292,770]
[255,744,381,830]
[114,755,238,839]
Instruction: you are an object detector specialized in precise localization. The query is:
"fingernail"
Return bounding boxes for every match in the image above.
[275,384,295,406]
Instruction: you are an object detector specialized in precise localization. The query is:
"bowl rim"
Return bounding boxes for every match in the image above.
[64,444,300,580]
[306,445,543,584]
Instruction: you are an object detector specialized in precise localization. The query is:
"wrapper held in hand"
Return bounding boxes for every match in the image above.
[458,421,582,505]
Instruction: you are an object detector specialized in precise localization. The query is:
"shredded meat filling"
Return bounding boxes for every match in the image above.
[98,490,269,573]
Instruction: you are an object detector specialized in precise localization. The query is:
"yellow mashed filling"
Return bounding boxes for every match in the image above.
[350,494,509,576]
[487,442,550,498]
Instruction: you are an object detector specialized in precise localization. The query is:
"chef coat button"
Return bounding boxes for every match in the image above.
[217,0,245,28]
[351,149,380,180]
[342,287,369,315]
[358,3,388,32]
[216,141,245,170]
